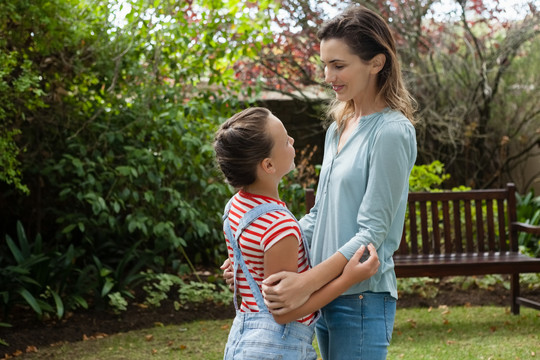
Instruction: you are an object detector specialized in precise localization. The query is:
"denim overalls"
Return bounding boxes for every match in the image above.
[222,200,318,360]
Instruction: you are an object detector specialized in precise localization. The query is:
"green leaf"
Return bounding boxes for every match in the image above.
[101,278,115,298]
[16,221,30,257]
[71,295,89,309]
[62,224,77,234]
[17,289,42,315]
[6,235,23,264]
[50,289,65,319]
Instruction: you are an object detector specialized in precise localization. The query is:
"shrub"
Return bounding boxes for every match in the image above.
[0,222,89,320]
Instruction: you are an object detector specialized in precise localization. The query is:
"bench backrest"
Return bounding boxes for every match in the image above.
[305,183,518,255]
[398,183,518,255]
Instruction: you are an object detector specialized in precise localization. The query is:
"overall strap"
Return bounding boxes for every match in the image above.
[223,201,303,312]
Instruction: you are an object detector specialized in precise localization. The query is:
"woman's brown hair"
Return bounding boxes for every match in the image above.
[214,107,274,188]
[317,5,417,128]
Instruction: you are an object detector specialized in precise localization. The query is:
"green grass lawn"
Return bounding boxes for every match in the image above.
[19,306,539,360]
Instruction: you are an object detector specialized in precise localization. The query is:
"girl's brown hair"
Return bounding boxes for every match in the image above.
[317,5,417,127]
[214,107,274,188]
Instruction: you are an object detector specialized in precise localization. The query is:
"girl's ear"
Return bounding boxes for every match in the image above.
[260,157,276,174]
[370,54,386,75]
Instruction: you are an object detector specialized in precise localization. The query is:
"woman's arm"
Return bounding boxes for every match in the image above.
[262,251,349,313]
[271,244,379,324]
[337,122,416,259]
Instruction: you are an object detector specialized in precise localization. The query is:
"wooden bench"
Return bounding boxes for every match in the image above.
[305,183,540,314]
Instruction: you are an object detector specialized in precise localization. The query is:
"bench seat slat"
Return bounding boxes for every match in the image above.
[420,201,429,254]
[394,252,536,264]
[394,252,540,277]
[442,201,452,253]
[486,199,496,251]
[431,201,441,254]
[409,201,418,254]
[464,200,474,252]
[475,199,485,253]
[497,198,507,251]
[453,200,463,253]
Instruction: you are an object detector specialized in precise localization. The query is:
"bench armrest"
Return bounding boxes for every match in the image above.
[512,222,540,236]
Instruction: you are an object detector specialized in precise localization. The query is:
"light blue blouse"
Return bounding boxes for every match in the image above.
[298,108,417,299]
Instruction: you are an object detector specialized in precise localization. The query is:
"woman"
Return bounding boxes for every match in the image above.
[260,6,417,359]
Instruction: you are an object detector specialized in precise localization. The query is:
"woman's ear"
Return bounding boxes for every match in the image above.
[370,54,386,75]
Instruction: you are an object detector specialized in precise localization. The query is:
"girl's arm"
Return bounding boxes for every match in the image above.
[263,235,308,324]
[271,244,379,324]
[264,235,301,278]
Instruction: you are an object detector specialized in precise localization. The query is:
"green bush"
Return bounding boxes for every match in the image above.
[43,98,235,272]
[0,222,89,320]
[0,0,275,318]
[408,160,451,192]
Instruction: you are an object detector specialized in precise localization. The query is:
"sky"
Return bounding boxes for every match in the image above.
[110,0,537,29]
[430,0,535,21]
[317,0,535,21]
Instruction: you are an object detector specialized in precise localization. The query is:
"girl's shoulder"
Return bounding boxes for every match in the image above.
[232,191,296,226]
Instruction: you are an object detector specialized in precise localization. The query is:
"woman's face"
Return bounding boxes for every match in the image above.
[266,114,296,176]
[320,38,377,103]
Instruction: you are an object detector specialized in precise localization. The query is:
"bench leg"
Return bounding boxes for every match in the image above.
[511,273,520,315]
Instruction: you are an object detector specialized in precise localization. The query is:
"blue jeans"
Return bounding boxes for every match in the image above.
[224,311,318,360]
[315,292,396,360]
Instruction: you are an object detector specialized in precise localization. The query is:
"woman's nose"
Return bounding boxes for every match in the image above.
[324,68,334,83]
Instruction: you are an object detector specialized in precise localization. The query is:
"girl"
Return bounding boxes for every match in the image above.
[214,107,379,359]
[261,6,418,360]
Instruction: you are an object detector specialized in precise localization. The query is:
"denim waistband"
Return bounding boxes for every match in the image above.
[233,311,316,343]
[338,291,391,300]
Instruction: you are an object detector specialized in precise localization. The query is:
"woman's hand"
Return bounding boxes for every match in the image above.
[261,272,311,315]
[341,243,380,284]
[220,258,234,290]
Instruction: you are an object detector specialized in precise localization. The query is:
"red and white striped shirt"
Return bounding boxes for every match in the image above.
[224,190,315,325]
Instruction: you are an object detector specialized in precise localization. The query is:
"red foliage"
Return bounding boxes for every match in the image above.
[233,0,331,93]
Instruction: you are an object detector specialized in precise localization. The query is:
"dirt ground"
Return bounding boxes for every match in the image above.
[1,277,537,358]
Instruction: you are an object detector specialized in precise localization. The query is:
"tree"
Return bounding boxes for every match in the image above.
[388,0,540,190]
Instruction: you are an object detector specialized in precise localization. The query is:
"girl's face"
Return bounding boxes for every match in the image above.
[320,38,378,103]
[266,114,295,176]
